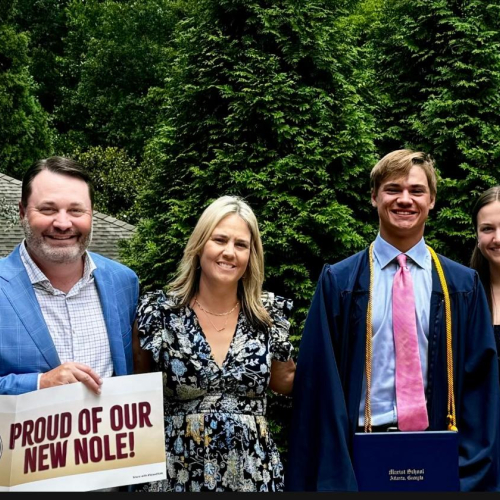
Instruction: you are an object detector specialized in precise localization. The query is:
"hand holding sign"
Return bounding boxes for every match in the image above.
[39,362,103,394]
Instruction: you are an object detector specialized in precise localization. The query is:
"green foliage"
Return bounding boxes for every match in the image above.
[0,0,52,178]
[14,0,70,114]
[53,0,189,160]
[372,0,500,264]
[69,146,146,223]
[122,0,378,331]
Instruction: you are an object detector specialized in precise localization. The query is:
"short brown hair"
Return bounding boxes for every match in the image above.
[370,149,437,199]
[21,156,94,208]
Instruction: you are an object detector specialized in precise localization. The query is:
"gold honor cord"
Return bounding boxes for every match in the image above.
[364,243,457,433]
[364,243,375,433]
[426,245,457,432]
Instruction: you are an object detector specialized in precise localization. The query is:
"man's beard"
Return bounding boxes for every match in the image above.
[21,218,93,264]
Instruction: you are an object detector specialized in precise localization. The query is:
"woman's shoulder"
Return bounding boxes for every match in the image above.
[137,290,182,318]
[261,291,293,320]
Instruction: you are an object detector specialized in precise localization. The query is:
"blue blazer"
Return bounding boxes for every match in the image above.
[0,245,139,395]
[286,248,500,492]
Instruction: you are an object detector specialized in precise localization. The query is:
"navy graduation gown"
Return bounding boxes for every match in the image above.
[286,248,500,492]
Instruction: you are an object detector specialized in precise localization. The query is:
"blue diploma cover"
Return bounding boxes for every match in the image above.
[352,431,459,491]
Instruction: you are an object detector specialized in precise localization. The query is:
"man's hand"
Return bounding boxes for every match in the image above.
[40,362,103,394]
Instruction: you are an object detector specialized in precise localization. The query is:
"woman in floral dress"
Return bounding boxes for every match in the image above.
[133,195,296,492]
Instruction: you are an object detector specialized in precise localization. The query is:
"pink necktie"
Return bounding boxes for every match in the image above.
[392,253,429,431]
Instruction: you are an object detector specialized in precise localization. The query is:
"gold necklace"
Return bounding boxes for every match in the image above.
[194,297,239,332]
[202,312,230,332]
[194,297,239,316]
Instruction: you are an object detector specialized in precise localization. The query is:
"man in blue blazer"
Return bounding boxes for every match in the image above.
[0,156,139,396]
[287,150,500,492]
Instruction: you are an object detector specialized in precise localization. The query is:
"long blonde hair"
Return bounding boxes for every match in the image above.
[168,196,272,329]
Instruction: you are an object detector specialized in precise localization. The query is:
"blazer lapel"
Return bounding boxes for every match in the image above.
[93,265,126,375]
[0,248,60,369]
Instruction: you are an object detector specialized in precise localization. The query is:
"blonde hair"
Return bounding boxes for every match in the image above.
[168,195,272,329]
[370,149,437,199]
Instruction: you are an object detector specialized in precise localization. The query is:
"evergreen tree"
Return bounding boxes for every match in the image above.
[372,0,500,263]
[0,0,52,178]
[123,0,378,327]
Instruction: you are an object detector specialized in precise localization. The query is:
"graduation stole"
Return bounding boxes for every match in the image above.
[364,243,457,433]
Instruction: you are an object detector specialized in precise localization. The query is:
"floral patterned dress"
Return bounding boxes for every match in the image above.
[135,290,293,492]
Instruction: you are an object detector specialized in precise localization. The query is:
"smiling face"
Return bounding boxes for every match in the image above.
[477,200,500,270]
[199,213,251,291]
[19,169,93,267]
[371,165,435,251]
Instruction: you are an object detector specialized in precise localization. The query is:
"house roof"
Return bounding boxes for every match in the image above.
[0,172,135,262]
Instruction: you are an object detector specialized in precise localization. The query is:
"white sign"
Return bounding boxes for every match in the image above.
[0,372,166,491]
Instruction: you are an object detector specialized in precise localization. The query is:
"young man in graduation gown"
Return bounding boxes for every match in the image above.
[286,150,500,492]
